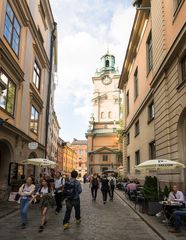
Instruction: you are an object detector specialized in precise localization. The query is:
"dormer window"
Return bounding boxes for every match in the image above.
[106,60,109,67]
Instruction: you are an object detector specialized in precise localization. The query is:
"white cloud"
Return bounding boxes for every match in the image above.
[50,0,135,140]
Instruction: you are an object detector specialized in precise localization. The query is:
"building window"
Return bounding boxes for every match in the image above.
[105,60,109,67]
[30,106,39,134]
[38,27,44,45]
[134,120,140,137]
[108,111,112,119]
[126,91,129,116]
[134,68,139,100]
[149,141,156,159]
[33,61,41,90]
[181,55,186,83]
[146,32,153,73]
[127,132,130,145]
[0,71,16,115]
[4,3,21,55]
[127,156,130,174]
[101,112,105,119]
[174,0,183,13]
[135,150,140,166]
[148,101,155,122]
[103,155,108,161]
[40,0,45,20]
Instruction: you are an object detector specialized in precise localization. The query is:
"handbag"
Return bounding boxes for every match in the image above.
[15,193,20,201]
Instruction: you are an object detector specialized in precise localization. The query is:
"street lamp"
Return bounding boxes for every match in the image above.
[0,118,9,126]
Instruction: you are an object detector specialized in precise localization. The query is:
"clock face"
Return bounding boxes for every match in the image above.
[102,76,112,85]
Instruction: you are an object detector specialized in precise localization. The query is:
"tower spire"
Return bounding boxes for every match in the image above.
[107,43,109,54]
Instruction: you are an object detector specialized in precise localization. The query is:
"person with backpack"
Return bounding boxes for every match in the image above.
[34,177,53,232]
[100,174,109,204]
[90,173,99,201]
[18,176,35,229]
[54,171,64,214]
[63,170,82,230]
[109,174,116,201]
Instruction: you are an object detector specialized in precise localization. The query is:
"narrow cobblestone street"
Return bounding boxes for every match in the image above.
[0,184,161,240]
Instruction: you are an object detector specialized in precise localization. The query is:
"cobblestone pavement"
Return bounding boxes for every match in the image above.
[0,184,161,240]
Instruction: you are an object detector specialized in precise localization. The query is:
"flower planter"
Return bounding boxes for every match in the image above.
[147,201,162,216]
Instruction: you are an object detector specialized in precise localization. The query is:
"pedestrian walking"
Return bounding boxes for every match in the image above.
[83,174,87,184]
[109,174,116,201]
[35,178,53,233]
[63,170,82,230]
[90,173,99,201]
[101,175,109,204]
[18,176,35,229]
[54,171,64,214]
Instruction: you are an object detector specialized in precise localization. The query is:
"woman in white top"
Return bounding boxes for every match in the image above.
[18,176,35,229]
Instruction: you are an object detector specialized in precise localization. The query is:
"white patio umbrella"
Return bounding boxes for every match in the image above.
[22,158,57,167]
[135,159,185,171]
[135,159,185,199]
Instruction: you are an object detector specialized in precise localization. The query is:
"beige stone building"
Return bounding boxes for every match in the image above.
[0,0,57,199]
[119,0,186,191]
[47,111,60,162]
[71,139,88,179]
[57,140,77,175]
[86,52,122,174]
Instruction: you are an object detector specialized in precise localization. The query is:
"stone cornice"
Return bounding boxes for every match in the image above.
[0,123,45,150]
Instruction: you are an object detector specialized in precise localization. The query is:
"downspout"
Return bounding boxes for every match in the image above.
[45,22,57,158]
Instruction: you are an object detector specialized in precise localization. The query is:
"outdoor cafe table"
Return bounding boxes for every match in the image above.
[159,201,184,224]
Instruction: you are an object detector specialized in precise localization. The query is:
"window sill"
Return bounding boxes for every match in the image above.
[30,129,38,136]
[3,36,19,59]
[135,133,140,138]
[176,80,186,92]
[148,117,154,125]
[0,106,15,119]
[146,68,152,78]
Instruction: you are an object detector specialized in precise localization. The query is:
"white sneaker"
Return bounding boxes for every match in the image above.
[156,211,162,217]
[162,219,168,223]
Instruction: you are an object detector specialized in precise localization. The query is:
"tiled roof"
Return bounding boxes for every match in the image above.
[71,139,88,145]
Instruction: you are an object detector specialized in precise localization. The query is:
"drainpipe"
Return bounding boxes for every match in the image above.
[45,22,57,159]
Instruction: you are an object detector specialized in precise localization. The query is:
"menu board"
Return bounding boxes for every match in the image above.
[8,162,18,185]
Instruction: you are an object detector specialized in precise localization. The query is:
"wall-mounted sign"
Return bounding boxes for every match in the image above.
[28,142,38,150]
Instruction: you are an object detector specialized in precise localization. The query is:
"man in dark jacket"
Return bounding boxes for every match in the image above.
[63,170,82,230]
[101,175,109,204]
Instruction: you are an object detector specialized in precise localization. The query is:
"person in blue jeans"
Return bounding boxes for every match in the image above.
[169,210,186,233]
[18,176,35,229]
[63,170,82,230]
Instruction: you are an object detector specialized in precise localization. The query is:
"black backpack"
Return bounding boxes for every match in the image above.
[92,178,99,187]
[110,179,115,186]
[63,181,77,200]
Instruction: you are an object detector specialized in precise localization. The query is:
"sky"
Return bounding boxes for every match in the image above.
[50,0,136,142]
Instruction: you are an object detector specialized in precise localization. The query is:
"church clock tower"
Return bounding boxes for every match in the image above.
[86,51,122,174]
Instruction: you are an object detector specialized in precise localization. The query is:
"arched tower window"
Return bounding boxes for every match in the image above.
[105,60,109,67]
[108,111,112,119]
[101,112,105,119]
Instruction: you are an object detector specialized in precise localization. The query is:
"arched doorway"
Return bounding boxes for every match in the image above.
[177,108,186,193]
[0,140,13,199]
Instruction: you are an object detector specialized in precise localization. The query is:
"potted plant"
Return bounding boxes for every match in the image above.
[142,176,162,216]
